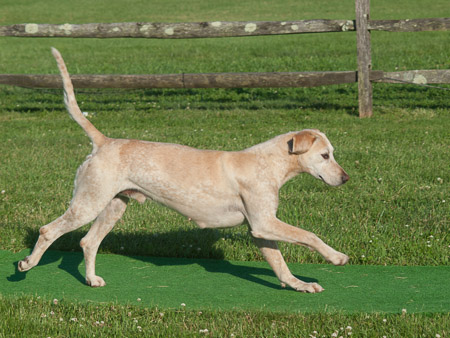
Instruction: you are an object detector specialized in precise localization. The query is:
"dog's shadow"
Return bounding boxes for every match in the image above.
[8,227,318,291]
[7,247,86,285]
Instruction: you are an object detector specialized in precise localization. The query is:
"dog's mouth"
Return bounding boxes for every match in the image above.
[318,175,326,183]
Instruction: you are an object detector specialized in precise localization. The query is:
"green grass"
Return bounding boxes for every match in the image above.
[1,0,449,336]
[1,295,449,338]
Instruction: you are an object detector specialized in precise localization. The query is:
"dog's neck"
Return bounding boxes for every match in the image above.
[244,133,306,188]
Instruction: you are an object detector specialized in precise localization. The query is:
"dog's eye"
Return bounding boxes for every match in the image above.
[321,154,329,160]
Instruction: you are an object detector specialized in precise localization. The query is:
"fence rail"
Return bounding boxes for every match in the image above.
[0,72,362,89]
[0,18,448,39]
[2,70,448,89]
[0,0,448,117]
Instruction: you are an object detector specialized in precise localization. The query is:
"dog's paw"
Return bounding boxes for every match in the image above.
[327,251,349,266]
[287,278,324,293]
[86,275,106,287]
[331,252,349,265]
[18,257,32,272]
[295,282,324,293]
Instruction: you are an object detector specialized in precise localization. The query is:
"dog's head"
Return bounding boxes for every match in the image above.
[288,129,349,186]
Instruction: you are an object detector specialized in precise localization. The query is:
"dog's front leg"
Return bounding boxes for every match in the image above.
[251,237,324,293]
[250,217,349,266]
[242,191,348,266]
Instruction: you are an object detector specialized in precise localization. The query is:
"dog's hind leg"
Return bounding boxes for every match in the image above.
[18,208,103,272]
[80,196,128,287]
[18,182,118,273]
[252,237,324,293]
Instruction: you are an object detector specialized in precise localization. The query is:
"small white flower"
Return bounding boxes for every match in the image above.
[402,308,407,314]
[199,329,209,334]
[82,112,89,117]
[436,334,441,338]
[40,313,47,318]
[181,303,186,307]
[137,298,141,302]
[383,318,387,323]
[53,298,58,305]
[346,326,352,330]
[1,190,5,194]
[70,317,77,322]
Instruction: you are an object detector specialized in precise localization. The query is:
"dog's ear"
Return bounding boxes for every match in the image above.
[288,131,317,155]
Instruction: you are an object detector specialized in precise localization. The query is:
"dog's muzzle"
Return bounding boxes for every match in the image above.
[341,172,350,184]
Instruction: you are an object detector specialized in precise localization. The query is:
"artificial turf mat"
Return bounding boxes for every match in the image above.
[1,250,449,314]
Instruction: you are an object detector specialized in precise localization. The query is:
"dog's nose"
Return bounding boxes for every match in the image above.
[341,172,350,184]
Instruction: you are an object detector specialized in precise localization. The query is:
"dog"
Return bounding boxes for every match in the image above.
[18,48,349,293]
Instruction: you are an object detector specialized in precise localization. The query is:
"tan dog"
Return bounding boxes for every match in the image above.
[18,48,349,293]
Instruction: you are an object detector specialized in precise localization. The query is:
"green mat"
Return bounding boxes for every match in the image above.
[1,250,449,314]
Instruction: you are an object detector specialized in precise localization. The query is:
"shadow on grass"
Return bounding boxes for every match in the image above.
[6,85,450,118]
[8,226,318,291]
[7,249,85,285]
[131,255,318,291]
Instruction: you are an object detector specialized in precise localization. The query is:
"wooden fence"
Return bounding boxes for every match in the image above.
[0,0,449,117]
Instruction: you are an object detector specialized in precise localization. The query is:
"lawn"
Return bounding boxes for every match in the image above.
[0,0,449,336]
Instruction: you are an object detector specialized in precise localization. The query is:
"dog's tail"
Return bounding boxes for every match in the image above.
[51,48,107,152]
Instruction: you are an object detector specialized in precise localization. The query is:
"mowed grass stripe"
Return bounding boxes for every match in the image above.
[2,250,449,314]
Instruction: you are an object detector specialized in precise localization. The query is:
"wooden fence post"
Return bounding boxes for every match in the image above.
[355,0,373,117]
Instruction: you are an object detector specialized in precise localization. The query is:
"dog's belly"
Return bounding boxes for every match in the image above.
[188,208,246,228]
[153,193,245,228]
[129,182,246,228]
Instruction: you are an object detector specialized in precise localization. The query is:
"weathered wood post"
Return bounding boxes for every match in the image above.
[355,0,373,117]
